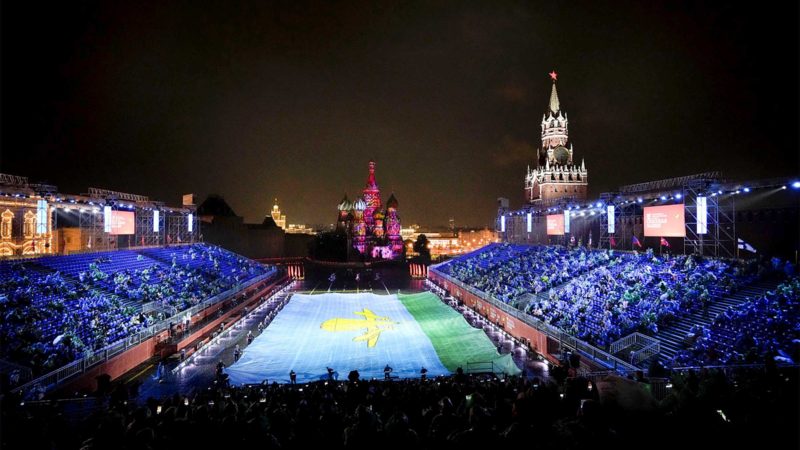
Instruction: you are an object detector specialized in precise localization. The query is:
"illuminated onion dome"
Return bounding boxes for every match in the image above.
[386,193,398,210]
[373,210,385,220]
[337,195,350,211]
[353,197,366,211]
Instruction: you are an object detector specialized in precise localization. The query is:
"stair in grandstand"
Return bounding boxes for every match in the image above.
[654,276,785,365]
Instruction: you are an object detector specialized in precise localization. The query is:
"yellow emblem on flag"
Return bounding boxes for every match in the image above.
[320,308,396,347]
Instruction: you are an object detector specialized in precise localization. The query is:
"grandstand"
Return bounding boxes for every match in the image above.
[0,244,275,382]
[430,243,797,369]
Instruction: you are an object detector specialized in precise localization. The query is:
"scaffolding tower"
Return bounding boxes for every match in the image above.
[599,193,641,251]
[684,179,736,258]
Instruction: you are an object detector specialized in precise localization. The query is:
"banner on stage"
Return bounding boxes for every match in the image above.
[109,211,135,235]
[547,214,565,235]
[644,204,685,237]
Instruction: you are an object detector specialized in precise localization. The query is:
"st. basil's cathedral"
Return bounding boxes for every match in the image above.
[336,161,403,260]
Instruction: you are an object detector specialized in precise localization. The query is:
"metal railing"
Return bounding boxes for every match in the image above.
[171,279,293,374]
[609,332,661,356]
[428,266,638,374]
[13,269,278,397]
[465,361,495,374]
[633,341,661,364]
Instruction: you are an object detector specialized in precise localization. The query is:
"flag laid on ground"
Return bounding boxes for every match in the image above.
[737,238,757,253]
[632,235,642,248]
[660,237,670,247]
[225,292,520,384]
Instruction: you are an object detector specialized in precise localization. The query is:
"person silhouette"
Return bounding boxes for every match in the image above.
[327,367,335,381]
[289,370,297,384]
[153,361,165,383]
[348,369,360,382]
[420,367,428,381]
[216,360,225,379]
[384,364,393,380]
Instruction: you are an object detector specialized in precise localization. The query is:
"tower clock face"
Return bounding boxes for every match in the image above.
[553,146,569,165]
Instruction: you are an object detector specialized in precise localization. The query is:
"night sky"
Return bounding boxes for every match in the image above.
[1,1,798,227]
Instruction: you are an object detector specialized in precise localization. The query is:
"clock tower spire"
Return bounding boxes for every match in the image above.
[525,71,588,203]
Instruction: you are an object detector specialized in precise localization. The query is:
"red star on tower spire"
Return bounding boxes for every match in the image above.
[549,70,558,81]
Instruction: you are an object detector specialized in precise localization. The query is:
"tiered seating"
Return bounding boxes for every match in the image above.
[0,244,271,374]
[653,278,781,363]
[528,252,754,347]
[37,251,162,280]
[140,245,265,280]
[439,244,610,303]
[439,244,759,350]
[675,278,800,366]
[0,262,145,371]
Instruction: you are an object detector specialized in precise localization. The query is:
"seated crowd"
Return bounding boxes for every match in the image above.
[675,277,800,366]
[0,244,270,375]
[441,244,611,303]
[441,244,793,351]
[527,250,753,348]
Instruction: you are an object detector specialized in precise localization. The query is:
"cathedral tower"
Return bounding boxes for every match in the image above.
[362,160,382,233]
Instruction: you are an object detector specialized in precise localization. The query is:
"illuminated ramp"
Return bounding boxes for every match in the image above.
[226,292,519,384]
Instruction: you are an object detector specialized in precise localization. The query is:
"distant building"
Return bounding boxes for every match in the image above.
[458,228,498,251]
[423,232,459,256]
[525,72,588,204]
[286,223,315,235]
[403,227,498,257]
[400,225,419,241]
[271,198,286,230]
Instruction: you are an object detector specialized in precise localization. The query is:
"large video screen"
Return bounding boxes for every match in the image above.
[546,214,565,235]
[644,204,685,237]
[109,211,135,235]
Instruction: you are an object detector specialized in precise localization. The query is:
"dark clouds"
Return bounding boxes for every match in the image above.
[1,1,797,227]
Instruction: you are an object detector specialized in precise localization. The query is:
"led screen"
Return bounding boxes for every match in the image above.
[109,211,135,235]
[547,214,565,235]
[643,204,685,237]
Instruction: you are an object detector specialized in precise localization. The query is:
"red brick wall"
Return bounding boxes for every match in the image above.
[428,270,559,364]
[61,337,157,393]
